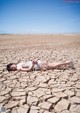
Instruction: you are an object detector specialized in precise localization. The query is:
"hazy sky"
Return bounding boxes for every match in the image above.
[0,0,80,34]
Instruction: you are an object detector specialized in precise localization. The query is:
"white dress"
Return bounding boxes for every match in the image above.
[17,61,33,70]
[33,60,43,71]
[17,60,43,71]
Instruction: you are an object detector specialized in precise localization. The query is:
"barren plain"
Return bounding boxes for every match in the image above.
[0,34,80,113]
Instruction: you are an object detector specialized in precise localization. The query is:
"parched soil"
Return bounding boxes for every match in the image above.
[0,34,80,113]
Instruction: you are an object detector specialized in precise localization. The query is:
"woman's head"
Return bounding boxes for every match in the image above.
[7,63,17,72]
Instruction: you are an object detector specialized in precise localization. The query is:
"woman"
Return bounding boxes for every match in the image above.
[6,60,75,72]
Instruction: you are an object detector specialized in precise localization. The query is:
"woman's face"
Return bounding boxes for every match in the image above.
[11,64,17,71]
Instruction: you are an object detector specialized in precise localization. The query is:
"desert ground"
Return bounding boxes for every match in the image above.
[0,34,80,113]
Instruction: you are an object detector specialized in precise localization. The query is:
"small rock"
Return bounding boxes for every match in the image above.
[20,82,27,88]
[38,83,48,88]
[55,99,69,112]
[76,91,80,97]
[39,109,45,113]
[64,90,74,97]
[76,83,80,89]
[44,111,51,113]
[42,95,53,100]
[47,97,60,104]
[17,107,29,113]
[52,88,65,93]
[12,108,18,113]
[29,109,39,113]
[45,89,51,95]
[19,78,28,82]
[70,105,80,113]
[67,81,75,86]
[48,79,55,85]
[0,88,11,96]
[61,110,70,113]
[9,75,17,80]
[20,104,29,109]
[38,102,51,110]
[53,92,68,98]
[13,88,25,92]
[70,76,78,82]
[0,96,7,103]
[11,91,25,97]
[69,96,80,104]
[12,96,25,100]
[6,109,11,113]
[32,88,47,97]
[7,101,19,109]
[36,76,47,83]
[31,106,40,110]
[25,87,37,92]
[19,98,25,105]
[27,95,38,105]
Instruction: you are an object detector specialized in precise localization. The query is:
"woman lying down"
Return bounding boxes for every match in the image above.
[6,59,75,72]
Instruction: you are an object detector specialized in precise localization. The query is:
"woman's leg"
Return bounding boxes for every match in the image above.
[47,61,74,70]
[40,61,49,71]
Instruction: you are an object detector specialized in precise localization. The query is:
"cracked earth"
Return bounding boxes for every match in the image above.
[0,35,80,113]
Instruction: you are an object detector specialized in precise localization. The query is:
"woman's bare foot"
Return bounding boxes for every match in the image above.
[69,61,75,69]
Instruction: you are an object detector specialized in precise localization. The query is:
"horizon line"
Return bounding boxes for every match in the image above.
[0,32,80,35]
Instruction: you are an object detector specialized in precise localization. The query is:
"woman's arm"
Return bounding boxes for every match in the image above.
[20,67,32,72]
[20,63,33,72]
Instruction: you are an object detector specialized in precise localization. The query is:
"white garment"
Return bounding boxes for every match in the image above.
[33,60,42,71]
[17,61,32,70]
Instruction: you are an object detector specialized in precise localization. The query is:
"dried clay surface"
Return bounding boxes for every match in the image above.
[0,34,80,113]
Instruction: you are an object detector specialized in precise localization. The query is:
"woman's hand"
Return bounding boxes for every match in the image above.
[41,64,48,71]
[32,60,38,64]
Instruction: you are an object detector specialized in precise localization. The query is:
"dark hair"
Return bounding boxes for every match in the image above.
[6,63,13,72]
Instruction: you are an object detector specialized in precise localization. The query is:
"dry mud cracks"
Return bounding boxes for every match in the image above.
[0,35,80,113]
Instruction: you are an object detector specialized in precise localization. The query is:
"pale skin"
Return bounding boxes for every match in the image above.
[10,60,72,72]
